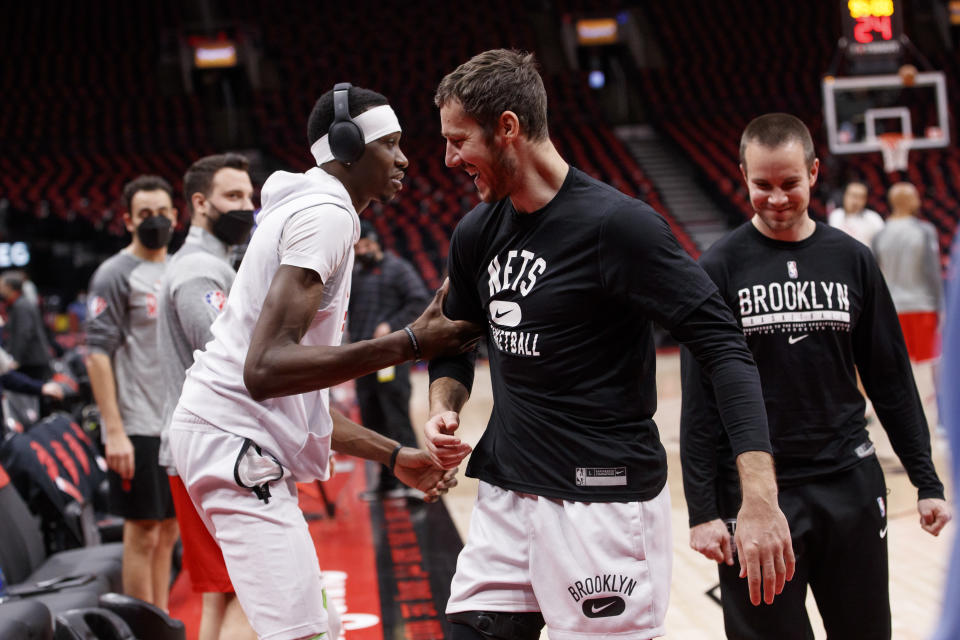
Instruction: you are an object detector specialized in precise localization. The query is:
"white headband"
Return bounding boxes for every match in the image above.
[310,104,402,166]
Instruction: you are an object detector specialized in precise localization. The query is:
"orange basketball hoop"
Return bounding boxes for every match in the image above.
[878,132,911,173]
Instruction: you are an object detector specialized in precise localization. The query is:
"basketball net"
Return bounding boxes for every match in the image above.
[878,132,911,173]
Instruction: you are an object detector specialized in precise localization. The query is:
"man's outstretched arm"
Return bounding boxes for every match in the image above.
[243,265,480,400]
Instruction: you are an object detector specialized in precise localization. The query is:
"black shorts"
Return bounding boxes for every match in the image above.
[107,435,176,520]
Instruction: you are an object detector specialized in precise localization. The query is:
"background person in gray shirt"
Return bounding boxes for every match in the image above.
[873,182,944,364]
[156,153,257,640]
[85,175,179,610]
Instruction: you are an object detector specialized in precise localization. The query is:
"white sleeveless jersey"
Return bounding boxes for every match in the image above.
[177,167,359,481]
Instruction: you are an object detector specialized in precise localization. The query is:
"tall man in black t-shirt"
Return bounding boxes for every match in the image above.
[425,49,793,640]
[680,113,950,639]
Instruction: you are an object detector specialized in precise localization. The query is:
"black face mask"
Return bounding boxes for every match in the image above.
[136,216,173,250]
[356,251,381,268]
[210,206,256,246]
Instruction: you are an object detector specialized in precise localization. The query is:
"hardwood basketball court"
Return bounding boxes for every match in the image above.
[410,352,954,640]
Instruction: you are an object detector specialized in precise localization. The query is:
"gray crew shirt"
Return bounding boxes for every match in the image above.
[156,225,236,467]
[873,217,943,313]
[86,251,167,438]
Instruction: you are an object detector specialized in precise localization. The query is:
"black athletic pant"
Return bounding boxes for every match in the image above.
[355,363,417,490]
[718,457,890,640]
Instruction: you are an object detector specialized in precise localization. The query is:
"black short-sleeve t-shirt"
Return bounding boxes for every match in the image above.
[444,167,716,501]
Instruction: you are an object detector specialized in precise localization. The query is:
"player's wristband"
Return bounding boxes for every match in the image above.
[403,325,422,362]
[389,444,403,472]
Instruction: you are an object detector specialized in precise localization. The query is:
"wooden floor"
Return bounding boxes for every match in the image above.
[409,352,955,639]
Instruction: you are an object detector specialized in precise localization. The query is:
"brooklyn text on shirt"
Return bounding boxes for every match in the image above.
[737,279,852,336]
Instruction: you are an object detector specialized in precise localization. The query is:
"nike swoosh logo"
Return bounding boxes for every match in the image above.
[582,595,625,618]
[488,300,521,327]
[788,334,809,344]
[880,526,887,538]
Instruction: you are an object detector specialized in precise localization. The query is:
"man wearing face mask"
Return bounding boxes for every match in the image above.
[85,175,180,610]
[349,220,432,499]
[155,153,257,639]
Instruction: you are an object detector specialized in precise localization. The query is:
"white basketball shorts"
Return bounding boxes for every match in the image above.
[169,408,340,640]
[447,481,672,639]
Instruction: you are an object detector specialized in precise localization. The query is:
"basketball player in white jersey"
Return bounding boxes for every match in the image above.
[169,84,480,640]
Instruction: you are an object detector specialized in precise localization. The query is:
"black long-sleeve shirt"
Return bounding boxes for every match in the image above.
[429,166,770,502]
[1,370,44,395]
[348,251,431,341]
[680,221,944,526]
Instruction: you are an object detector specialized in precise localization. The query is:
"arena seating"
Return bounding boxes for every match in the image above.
[0,0,679,289]
[237,0,684,283]
[635,0,959,262]
[0,461,118,626]
[1,1,956,279]
[0,0,214,238]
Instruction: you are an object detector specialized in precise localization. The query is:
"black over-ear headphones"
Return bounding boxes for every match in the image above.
[328,82,365,164]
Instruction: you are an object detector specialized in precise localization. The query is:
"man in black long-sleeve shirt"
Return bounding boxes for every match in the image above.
[425,49,793,640]
[349,220,432,497]
[680,113,950,639]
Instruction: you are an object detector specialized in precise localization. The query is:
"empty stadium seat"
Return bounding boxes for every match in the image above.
[98,593,186,640]
[53,608,135,640]
[0,598,55,640]
[0,477,111,617]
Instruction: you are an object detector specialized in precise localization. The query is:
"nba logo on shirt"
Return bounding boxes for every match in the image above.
[575,467,627,486]
[204,290,227,312]
[146,293,158,318]
[88,295,108,319]
[787,261,799,279]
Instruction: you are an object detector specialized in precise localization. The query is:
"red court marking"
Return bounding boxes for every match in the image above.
[169,455,383,639]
